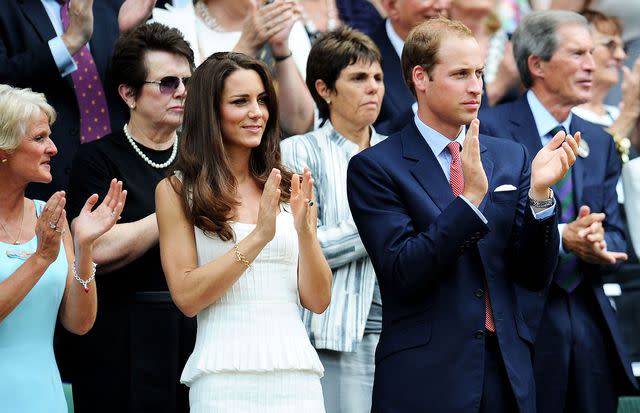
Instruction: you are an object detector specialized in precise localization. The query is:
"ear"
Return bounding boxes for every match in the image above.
[383,0,399,19]
[527,55,545,81]
[412,65,429,94]
[118,84,137,109]
[315,79,333,102]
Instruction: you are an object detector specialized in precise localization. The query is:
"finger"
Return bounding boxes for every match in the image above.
[564,134,579,159]
[578,212,606,227]
[465,118,479,141]
[82,193,100,214]
[43,191,63,218]
[546,129,566,150]
[50,195,66,227]
[586,232,604,243]
[577,205,591,219]
[291,172,300,198]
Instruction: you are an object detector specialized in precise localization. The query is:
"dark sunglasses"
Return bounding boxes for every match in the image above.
[143,76,190,94]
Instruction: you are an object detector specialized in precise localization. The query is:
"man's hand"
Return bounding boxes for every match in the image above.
[61,0,94,56]
[461,119,488,207]
[530,129,579,200]
[563,205,628,264]
[118,0,156,33]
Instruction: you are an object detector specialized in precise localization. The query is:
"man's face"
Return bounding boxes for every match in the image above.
[534,24,595,107]
[389,0,451,39]
[416,35,484,138]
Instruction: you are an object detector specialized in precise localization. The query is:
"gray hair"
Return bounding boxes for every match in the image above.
[0,84,56,152]
[513,10,589,88]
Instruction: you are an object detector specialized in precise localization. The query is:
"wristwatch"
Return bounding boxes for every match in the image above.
[528,188,554,208]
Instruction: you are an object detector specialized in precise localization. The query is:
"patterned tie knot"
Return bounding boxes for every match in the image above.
[447,141,462,163]
[549,125,567,138]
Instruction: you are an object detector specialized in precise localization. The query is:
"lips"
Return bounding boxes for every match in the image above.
[242,124,263,133]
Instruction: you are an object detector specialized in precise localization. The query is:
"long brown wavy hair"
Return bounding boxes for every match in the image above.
[169,52,292,241]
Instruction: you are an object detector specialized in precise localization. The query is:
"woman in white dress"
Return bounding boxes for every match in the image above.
[155,51,332,412]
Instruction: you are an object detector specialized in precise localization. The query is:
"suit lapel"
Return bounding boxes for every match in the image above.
[403,123,455,212]
[508,96,543,158]
[478,141,493,213]
[19,0,57,44]
[569,118,586,203]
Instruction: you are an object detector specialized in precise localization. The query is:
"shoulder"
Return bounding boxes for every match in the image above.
[73,131,124,162]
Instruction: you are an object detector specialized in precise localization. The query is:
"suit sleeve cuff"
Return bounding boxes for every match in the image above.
[49,36,77,78]
[459,195,488,224]
[530,200,556,221]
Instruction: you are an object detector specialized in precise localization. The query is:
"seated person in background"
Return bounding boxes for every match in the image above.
[281,27,385,413]
[0,84,124,413]
[348,16,578,412]
[153,0,315,136]
[369,0,450,135]
[67,23,196,413]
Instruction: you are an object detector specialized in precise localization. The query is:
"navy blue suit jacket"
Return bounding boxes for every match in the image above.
[369,22,414,136]
[0,0,127,200]
[347,120,559,412]
[479,95,637,390]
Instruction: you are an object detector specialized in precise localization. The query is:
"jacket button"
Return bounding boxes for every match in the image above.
[475,288,484,298]
[474,330,484,339]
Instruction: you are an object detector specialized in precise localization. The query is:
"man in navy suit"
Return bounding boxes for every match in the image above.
[0,0,153,200]
[348,17,579,412]
[369,0,450,135]
[479,10,638,413]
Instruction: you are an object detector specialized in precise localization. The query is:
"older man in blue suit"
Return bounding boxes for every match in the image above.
[348,17,579,412]
[479,10,638,413]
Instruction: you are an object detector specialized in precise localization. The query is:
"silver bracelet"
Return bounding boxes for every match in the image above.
[528,187,554,209]
[73,261,97,293]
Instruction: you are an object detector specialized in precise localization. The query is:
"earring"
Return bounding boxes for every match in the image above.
[326,99,331,105]
[129,102,135,109]
[1,159,6,163]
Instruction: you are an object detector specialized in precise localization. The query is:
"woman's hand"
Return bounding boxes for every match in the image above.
[291,167,317,237]
[70,179,127,247]
[34,191,67,264]
[235,0,298,55]
[255,168,281,242]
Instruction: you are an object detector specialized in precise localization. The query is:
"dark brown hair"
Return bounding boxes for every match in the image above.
[402,17,474,96]
[306,27,382,120]
[169,52,292,241]
[111,22,195,98]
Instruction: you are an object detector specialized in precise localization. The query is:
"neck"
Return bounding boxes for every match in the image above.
[530,86,574,123]
[205,0,247,31]
[329,116,371,150]
[0,183,26,221]
[227,146,253,184]
[127,115,177,150]
[390,20,409,41]
[417,109,462,141]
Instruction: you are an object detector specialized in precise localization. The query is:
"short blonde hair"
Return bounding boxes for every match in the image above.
[0,84,56,152]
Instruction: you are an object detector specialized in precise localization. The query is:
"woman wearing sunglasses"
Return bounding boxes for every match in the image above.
[65,23,196,413]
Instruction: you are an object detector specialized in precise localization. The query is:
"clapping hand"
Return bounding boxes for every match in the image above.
[461,119,488,207]
[290,167,317,236]
[530,130,580,197]
[563,205,628,265]
[71,179,127,247]
[255,168,282,242]
[34,191,67,263]
[236,0,298,55]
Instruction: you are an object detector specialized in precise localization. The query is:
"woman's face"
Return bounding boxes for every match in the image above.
[7,110,57,184]
[325,59,384,130]
[592,28,626,88]
[220,69,270,152]
[133,50,192,131]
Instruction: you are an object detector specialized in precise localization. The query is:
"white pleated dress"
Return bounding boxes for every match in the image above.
[182,210,325,412]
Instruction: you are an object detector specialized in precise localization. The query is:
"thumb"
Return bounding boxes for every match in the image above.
[578,205,590,218]
[82,193,99,213]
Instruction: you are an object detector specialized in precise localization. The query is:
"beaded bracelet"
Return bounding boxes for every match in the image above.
[73,261,97,293]
[233,244,252,271]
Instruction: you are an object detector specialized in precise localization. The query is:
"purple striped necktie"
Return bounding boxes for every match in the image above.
[550,125,583,292]
[59,0,111,143]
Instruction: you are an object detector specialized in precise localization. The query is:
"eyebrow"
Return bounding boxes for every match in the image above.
[228,91,267,98]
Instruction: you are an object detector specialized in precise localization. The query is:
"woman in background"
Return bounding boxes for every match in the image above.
[280,27,384,413]
[156,52,331,412]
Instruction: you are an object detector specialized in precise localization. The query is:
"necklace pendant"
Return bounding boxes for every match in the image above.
[13,241,19,245]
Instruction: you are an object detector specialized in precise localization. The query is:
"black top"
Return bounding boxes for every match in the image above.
[67,129,175,297]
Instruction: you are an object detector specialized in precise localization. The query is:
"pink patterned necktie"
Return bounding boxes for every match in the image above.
[59,0,111,143]
[447,142,496,333]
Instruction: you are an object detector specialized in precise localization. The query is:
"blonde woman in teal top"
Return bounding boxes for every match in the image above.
[0,85,126,413]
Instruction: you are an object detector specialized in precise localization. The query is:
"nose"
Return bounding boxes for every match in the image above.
[584,52,596,72]
[468,74,483,95]
[366,76,380,94]
[248,100,263,119]
[174,79,188,98]
[613,45,627,61]
[46,138,58,156]
[434,0,451,14]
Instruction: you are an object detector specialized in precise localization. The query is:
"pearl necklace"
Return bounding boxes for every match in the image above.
[123,124,178,169]
[195,0,223,32]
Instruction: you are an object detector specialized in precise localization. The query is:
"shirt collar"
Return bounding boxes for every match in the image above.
[526,90,572,137]
[322,120,386,151]
[414,114,466,157]
[385,19,404,59]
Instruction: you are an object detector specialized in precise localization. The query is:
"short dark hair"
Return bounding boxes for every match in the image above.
[111,22,195,98]
[581,9,623,37]
[402,17,473,96]
[306,27,382,120]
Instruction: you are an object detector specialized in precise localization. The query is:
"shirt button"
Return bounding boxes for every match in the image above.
[475,289,484,298]
[474,330,485,340]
